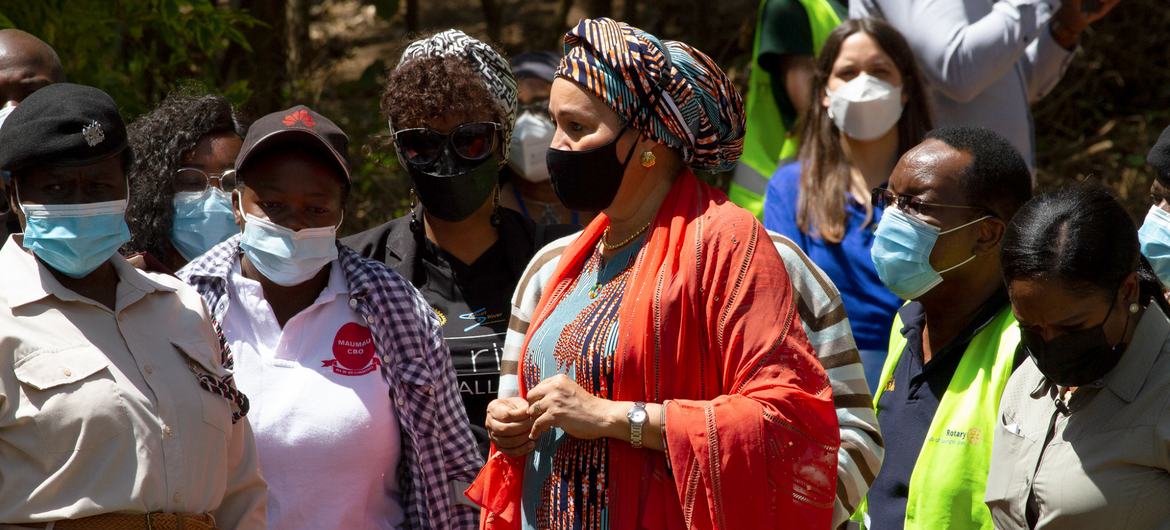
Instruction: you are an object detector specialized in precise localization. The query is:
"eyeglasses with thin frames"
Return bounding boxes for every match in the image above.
[871,186,993,219]
[174,168,238,193]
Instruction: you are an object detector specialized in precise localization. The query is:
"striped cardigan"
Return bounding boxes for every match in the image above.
[498,231,883,529]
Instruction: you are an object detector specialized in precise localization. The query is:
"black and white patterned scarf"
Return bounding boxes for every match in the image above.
[400,29,518,157]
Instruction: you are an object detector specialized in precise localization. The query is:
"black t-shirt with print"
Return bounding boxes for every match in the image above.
[418,239,512,456]
[341,208,579,459]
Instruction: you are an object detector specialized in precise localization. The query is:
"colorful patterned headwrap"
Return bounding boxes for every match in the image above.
[399,29,518,157]
[557,18,745,171]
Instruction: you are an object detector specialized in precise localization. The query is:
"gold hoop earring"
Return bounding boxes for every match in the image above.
[640,150,656,168]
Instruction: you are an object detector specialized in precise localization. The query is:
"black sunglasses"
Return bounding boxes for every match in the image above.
[393,122,501,166]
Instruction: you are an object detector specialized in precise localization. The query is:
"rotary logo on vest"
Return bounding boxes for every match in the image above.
[934,427,984,446]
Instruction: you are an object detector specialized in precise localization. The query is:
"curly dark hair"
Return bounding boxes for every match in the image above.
[382,55,504,131]
[124,90,246,257]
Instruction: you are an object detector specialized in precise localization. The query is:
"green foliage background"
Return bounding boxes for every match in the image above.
[1,0,1163,235]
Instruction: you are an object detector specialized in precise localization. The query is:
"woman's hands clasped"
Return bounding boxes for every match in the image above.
[484,374,627,457]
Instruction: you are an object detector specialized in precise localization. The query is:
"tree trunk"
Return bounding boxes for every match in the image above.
[587,0,612,16]
[405,0,419,33]
[481,0,501,43]
[285,0,309,95]
[237,0,290,115]
[622,0,636,25]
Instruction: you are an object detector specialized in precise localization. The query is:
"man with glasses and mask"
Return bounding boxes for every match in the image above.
[178,104,482,529]
[0,83,266,528]
[857,126,1033,530]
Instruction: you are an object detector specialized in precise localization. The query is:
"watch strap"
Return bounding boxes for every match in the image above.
[629,401,647,449]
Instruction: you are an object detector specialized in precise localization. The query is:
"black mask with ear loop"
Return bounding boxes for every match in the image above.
[1020,286,1135,387]
[546,127,639,212]
[546,52,674,212]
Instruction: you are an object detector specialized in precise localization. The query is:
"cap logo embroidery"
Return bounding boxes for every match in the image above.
[82,121,105,147]
[282,109,316,128]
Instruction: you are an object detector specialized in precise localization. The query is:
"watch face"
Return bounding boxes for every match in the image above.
[630,409,648,423]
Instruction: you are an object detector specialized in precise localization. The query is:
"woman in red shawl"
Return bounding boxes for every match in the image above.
[468,18,840,530]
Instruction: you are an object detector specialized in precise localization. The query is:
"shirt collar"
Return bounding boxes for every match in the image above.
[230,256,347,312]
[898,289,1010,347]
[0,234,174,309]
[180,233,243,283]
[1104,305,1170,403]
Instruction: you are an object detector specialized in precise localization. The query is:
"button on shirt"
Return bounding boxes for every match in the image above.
[869,292,1011,530]
[986,305,1170,529]
[0,236,266,526]
[223,258,404,530]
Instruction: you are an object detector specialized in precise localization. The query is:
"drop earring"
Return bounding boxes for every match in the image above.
[490,187,502,227]
[409,188,422,233]
[640,150,656,168]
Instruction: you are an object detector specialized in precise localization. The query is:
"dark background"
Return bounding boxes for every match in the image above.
[2,0,1163,235]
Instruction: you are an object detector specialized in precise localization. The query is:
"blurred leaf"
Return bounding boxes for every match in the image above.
[1126,154,1147,168]
[2,0,261,117]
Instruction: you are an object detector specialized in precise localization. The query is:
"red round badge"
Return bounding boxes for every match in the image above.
[322,322,378,376]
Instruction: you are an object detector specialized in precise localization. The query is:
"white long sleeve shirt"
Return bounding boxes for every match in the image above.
[851,0,1076,167]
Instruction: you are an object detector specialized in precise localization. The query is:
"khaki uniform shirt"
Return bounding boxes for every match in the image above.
[985,305,1170,529]
[0,237,266,527]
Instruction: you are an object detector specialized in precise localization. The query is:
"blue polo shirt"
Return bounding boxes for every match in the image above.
[762,161,902,352]
[867,290,1014,530]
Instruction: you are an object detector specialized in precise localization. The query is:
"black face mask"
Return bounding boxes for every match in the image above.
[1021,297,1132,387]
[546,127,639,212]
[407,149,499,222]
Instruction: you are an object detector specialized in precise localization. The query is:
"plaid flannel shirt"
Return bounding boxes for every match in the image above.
[178,235,481,529]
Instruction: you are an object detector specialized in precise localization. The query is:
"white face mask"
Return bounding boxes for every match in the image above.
[508,112,555,182]
[0,101,17,130]
[827,73,904,141]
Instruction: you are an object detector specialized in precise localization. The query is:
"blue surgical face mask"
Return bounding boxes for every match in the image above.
[870,206,988,300]
[238,205,339,286]
[172,188,238,260]
[1139,205,1170,288]
[20,199,132,278]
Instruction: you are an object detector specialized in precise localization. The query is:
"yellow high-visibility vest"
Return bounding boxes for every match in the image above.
[856,306,1019,529]
[729,0,842,218]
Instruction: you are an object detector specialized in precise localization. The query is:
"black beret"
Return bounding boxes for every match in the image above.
[1149,124,1170,186]
[0,83,128,174]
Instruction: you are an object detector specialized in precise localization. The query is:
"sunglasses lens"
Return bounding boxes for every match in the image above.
[397,129,444,165]
[452,123,497,161]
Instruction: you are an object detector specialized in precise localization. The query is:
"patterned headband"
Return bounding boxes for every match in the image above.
[558,18,745,172]
[400,29,519,158]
